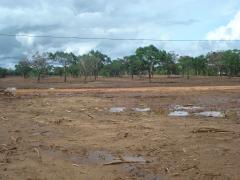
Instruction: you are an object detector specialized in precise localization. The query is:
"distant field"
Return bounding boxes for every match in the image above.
[0,75,240,89]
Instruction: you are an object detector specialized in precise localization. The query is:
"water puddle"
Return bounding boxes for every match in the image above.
[109,107,126,113]
[41,147,147,166]
[168,111,189,117]
[133,108,151,112]
[86,151,115,164]
[173,104,203,111]
[39,148,155,178]
[195,111,225,118]
[83,152,146,165]
[122,155,146,163]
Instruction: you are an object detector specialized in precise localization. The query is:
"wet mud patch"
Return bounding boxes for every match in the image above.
[38,146,148,166]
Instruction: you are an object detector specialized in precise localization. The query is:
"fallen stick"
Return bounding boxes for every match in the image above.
[72,164,80,167]
[87,114,94,119]
[103,160,146,165]
[192,127,235,134]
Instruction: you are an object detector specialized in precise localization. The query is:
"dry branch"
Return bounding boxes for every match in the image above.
[103,159,146,165]
[192,127,235,133]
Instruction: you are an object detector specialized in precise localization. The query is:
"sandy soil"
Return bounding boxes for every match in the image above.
[0,77,240,180]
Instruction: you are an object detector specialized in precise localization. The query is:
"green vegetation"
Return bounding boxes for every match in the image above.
[0,67,8,78]
[1,45,240,82]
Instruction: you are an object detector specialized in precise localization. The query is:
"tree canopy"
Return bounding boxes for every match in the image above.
[2,46,239,82]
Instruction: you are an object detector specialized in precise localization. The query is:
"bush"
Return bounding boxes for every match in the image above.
[0,67,7,78]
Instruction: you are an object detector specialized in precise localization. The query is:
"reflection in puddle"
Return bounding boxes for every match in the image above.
[109,107,126,113]
[87,151,115,164]
[133,108,151,112]
[122,155,146,163]
[174,105,203,111]
[40,148,160,179]
[41,148,147,166]
[168,111,189,117]
[195,111,225,118]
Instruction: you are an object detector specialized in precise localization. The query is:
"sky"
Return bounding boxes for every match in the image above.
[1,0,240,67]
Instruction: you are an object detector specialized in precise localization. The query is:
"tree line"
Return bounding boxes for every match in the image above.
[0,45,239,82]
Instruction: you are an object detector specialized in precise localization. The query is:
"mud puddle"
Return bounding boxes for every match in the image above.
[40,147,147,166]
[195,111,225,118]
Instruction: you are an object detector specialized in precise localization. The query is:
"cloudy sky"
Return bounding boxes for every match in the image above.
[1,0,240,67]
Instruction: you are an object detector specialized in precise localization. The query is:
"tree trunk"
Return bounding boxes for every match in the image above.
[64,61,67,83]
[149,64,153,83]
[37,73,40,83]
[187,68,190,79]
[131,74,134,79]
[148,71,152,83]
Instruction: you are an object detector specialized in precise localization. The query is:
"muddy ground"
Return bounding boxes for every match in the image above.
[0,76,240,180]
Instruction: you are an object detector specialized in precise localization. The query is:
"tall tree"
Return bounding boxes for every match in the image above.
[136,45,160,82]
[88,50,111,80]
[161,52,177,76]
[0,67,7,78]
[222,50,240,77]
[192,55,207,76]
[178,56,193,79]
[15,57,32,78]
[49,52,76,82]
[31,52,49,83]
[78,54,93,81]
[124,55,143,79]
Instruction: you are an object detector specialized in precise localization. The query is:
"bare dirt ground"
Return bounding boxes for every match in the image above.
[0,76,240,180]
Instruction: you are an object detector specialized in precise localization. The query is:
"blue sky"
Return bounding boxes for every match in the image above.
[1,0,240,67]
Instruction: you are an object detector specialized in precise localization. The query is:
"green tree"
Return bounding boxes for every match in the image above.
[88,50,111,80]
[136,45,160,82]
[15,57,32,78]
[124,55,143,79]
[31,52,49,83]
[207,52,224,76]
[78,54,94,81]
[222,50,240,77]
[178,56,193,79]
[101,59,126,77]
[0,67,7,78]
[192,55,207,76]
[161,52,177,76]
[49,52,76,82]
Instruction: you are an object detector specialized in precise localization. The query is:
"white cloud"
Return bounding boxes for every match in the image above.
[1,0,240,67]
[63,42,98,55]
[207,11,240,40]
[15,33,35,47]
